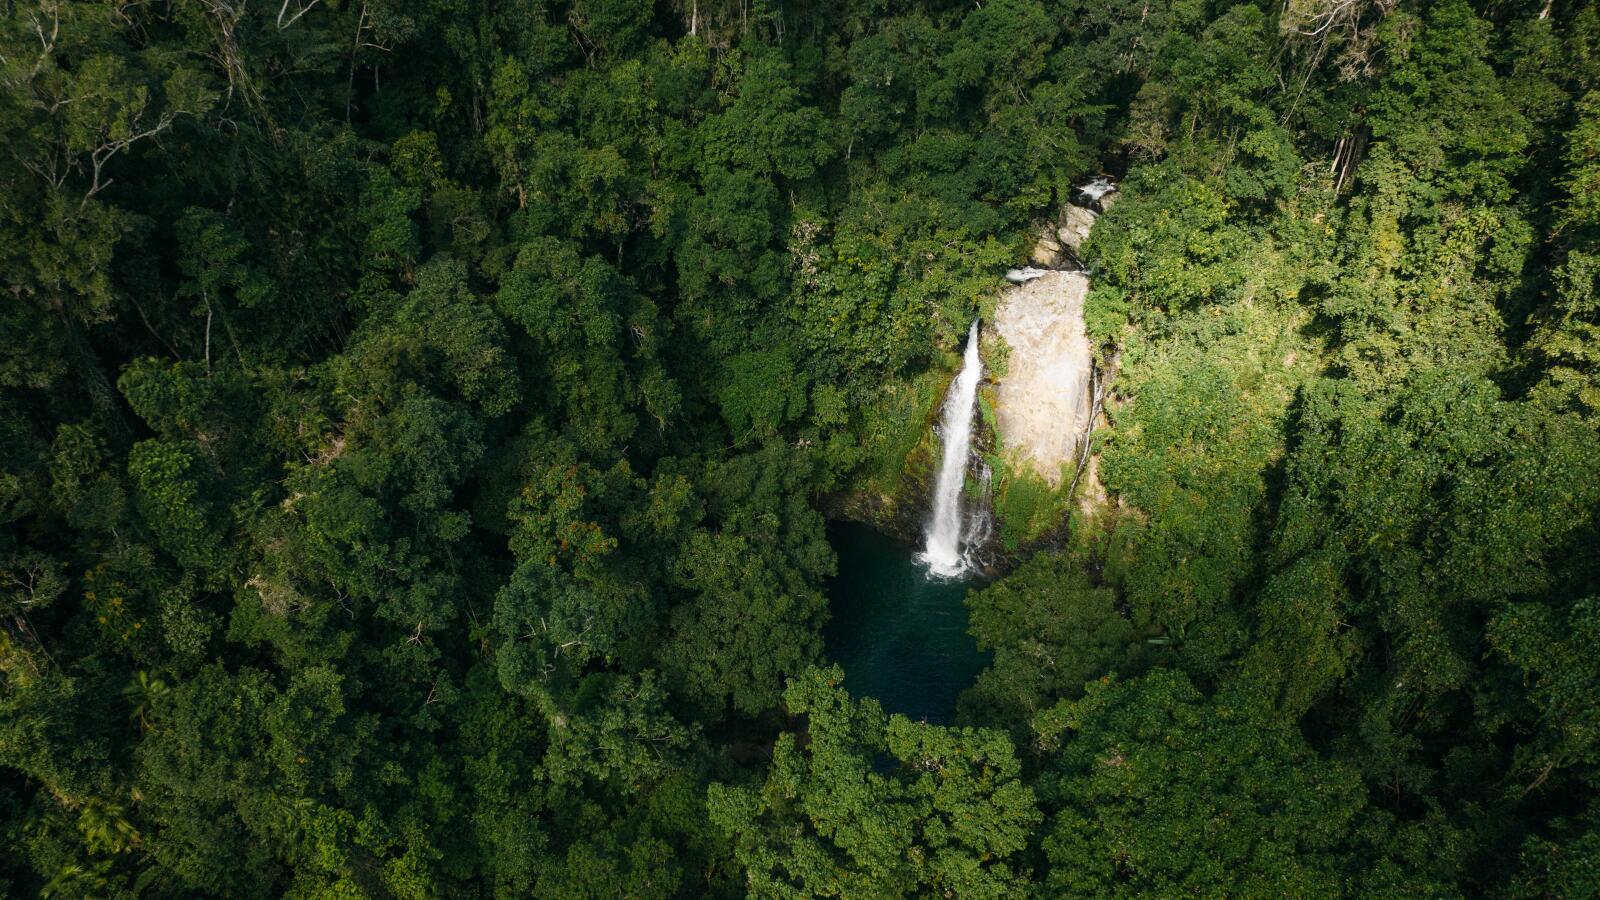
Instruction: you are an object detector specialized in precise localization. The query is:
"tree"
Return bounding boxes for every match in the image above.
[710,666,1041,898]
[660,445,832,719]
[1032,670,1452,896]
[960,547,1147,736]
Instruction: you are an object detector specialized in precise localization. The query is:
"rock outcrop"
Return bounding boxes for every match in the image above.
[990,180,1122,485]
[1056,204,1096,253]
[1030,224,1067,268]
[990,270,1093,485]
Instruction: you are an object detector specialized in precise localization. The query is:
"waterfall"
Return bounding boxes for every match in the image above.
[1077,175,1116,202]
[920,319,983,578]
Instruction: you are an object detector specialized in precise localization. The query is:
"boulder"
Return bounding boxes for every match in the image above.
[1056,203,1096,251]
[1031,224,1066,268]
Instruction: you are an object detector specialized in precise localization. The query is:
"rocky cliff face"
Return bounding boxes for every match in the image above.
[829,180,1116,551]
[991,179,1117,486]
[1028,181,1115,269]
[990,270,1093,485]
[1056,203,1096,254]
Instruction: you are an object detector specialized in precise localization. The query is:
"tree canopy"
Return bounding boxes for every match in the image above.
[3,0,1598,896]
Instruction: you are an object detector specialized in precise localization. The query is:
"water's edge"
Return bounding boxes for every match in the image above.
[823,521,990,723]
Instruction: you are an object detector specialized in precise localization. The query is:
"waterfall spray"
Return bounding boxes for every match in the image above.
[920,319,983,578]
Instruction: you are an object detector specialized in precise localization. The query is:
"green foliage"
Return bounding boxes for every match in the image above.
[126,440,229,579]
[717,349,809,444]
[961,543,1148,736]
[987,457,1071,550]
[709,666,1040,898]
[845,365,947,503]
[1097,342,1293,676]
[1032,670,1450,896]
[660,445,833,719]
[1,0,1599,895]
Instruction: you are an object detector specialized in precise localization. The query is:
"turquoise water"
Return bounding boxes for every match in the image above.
[822,522,991,724]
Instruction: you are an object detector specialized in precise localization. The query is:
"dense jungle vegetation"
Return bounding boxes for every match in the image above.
[3,0,1599,895]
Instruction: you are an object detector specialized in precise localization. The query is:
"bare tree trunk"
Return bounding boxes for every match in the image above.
[1067,349,1117,504]
[60,313,129,438]
[129,293,181,359]
[204,296,213,374]
[1334,128,1366,193]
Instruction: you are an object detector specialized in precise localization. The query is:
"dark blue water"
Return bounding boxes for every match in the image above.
[822,522,990,723]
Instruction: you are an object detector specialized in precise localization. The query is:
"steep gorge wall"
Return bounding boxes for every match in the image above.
[990,270,1093,485]
[988,188,1112,486]
[829,186,1115,555]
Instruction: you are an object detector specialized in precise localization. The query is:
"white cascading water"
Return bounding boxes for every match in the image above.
[1078,175,1116,203]
[920,319,983,578]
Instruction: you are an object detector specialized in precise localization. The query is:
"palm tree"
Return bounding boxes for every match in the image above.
[77,799,141,855]
[122,670,169,733]
[41,860,113,898]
